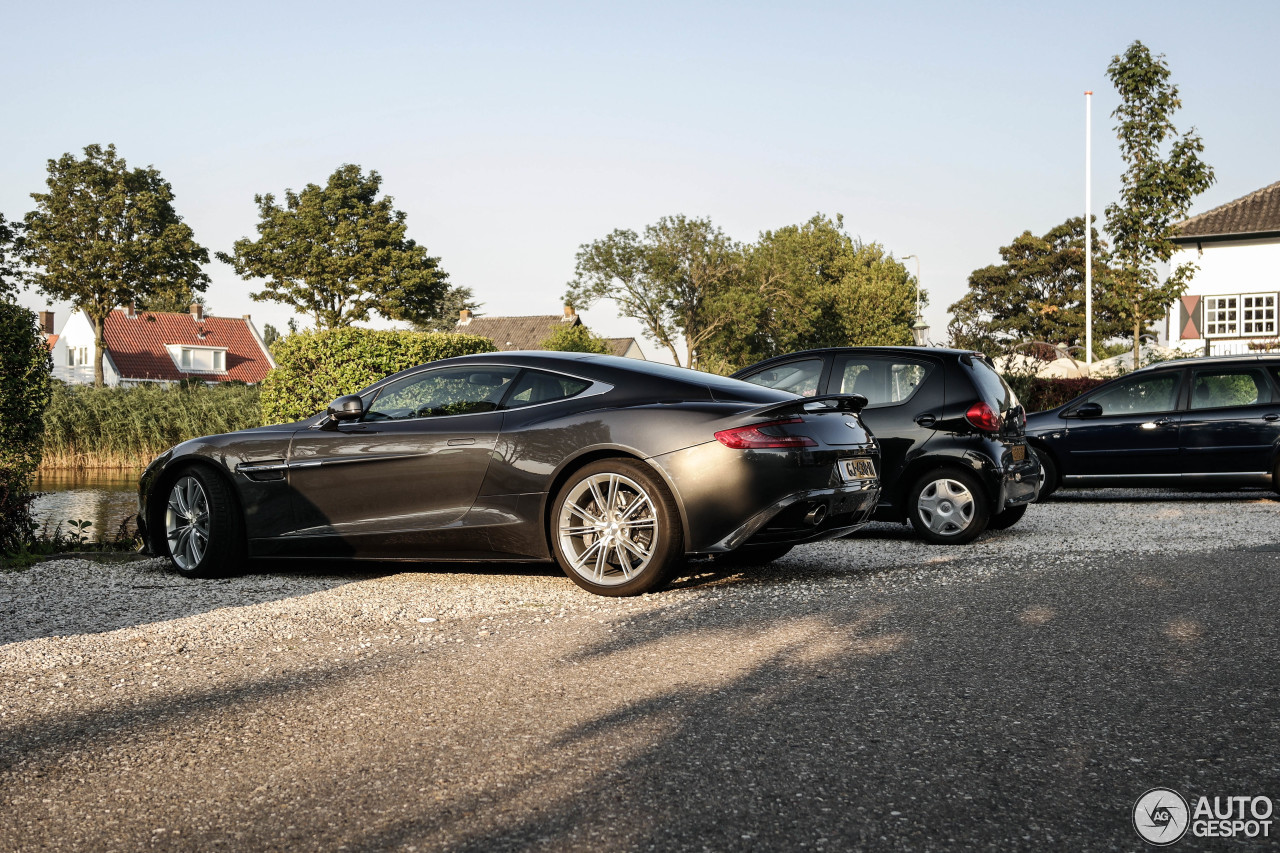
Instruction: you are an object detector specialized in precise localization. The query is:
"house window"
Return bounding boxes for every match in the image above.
[168,345,229,373]
[1242,294,1276,336]
[1204,296,1238,338]
[181,348,193,368]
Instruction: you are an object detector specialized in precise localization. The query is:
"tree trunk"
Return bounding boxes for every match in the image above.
[93,313,106,388]
[1132,316,1141,371]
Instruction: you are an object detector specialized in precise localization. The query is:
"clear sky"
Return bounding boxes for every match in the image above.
[4,0,1277,362]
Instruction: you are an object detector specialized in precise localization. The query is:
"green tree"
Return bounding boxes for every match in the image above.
[564,215,740,367]
[411,284,483,332]
[701,214,918,372]
[947,217,1124,357]
[541,323,612,354]
[218,165,450,329]
[136,289,207,315]
[22,144,210,387]
[261,323,281,351]
[0,302,53,555]
[1103,41,1215,368]
[0,213,21,301]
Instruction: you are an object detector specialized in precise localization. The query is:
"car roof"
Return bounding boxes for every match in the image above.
[1131,353,1280,373]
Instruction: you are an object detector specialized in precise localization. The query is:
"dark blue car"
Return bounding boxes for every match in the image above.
[1025,354,1280,497]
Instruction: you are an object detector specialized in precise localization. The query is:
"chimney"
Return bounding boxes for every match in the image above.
[563,304,576,321]
[38,311,55,335]
[190,303,204,322]
[125,302,136,319]
[458,309,472,325]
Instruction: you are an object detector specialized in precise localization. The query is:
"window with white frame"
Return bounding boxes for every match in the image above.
[1242,293,1276,336]
[1204,296,1237,337]
[167,345,228,373]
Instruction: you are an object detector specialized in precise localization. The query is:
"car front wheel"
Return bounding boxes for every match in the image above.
[986,503,1028,531]
[551,459,683,596]
[907,468,990,545]
[161,466,245,578]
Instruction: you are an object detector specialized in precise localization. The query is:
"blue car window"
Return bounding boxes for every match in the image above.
[1088,373,1179,416]
[1190,368,1271,410]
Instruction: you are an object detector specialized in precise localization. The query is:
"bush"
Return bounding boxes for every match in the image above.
[540,324,612,354]
[1004,374,1107,413]
[261,329,497,423]
[0,302,53,553]
[41,382,264,469]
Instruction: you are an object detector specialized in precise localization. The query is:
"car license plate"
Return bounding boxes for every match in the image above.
[839,458,876,481]
[1011,444,1026,462]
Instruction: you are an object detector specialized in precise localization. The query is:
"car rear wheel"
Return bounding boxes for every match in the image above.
[986,503,1028,531]
[162,466,245,578]
[551,459,683,596]
[907,468,989,545]
[1032,447,1058,500]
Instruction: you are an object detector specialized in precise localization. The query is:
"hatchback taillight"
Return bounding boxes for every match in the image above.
[715,417,818,449]
[964,401,1002,433]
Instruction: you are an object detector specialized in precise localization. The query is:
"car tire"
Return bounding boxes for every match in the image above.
[551,459,684,596]
[986,503,1028,531]
[715,543,794,566]
[161,466,245,578]
[1031,447,1059,500]
[906,468,990,545]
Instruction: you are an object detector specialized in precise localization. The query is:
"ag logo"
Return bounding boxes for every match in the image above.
[1134,788,1190,845]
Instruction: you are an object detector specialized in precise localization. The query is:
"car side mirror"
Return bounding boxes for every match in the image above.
[326,395,364,421]
[1073,402,1103,419]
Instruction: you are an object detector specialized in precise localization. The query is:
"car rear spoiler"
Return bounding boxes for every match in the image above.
[743,393,869,419]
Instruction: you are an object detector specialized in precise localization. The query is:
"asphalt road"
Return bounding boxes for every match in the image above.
[2,491,1278,852]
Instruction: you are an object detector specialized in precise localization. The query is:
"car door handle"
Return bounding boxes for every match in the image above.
[1266,414,1280,422]
[1141,417,1175,429]
[447,438,476,446]
[914,414,937,428]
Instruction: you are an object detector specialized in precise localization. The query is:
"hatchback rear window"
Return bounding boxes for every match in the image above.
[965,358,1018,413]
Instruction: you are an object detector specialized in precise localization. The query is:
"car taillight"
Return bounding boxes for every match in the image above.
[715,417,818,449]
[964,401,1002,433]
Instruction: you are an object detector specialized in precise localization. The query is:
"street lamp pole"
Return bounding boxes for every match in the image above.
[902,254,930,346]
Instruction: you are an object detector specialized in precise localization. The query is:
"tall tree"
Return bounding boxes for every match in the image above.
[1103,41,1215,367]
[947,217,1124,357]
[218,165,450,329]
[564,215,740,367]
[702,214,918,372]
[0,213,21,301]
[22,144,209,386]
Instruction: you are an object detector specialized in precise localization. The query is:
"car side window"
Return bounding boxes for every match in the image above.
[1086,373,1180,416]
[832,357,931,407]
[504,369,591,409]
[739,358,823,397]
[363,366,520,421]
[1190,368,1271,410]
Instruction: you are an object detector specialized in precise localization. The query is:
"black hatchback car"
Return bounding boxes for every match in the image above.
[733,347,1042,544]
[1025,353,1280,497]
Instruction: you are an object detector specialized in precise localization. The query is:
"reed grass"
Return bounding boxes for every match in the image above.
[40,383,263,471]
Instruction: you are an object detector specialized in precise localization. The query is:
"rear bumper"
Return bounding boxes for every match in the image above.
[700,480,881,553]
[994,454,1042,509]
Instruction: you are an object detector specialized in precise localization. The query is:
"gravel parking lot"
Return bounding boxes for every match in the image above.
[2,489,1278,851]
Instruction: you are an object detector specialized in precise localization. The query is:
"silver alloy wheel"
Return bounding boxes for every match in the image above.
[557,472,658,587]
[916,477,976,536]
[165,475,210,570]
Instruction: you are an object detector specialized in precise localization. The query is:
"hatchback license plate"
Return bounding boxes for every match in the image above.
[1011,444,1026,462]
[840,458,876,481]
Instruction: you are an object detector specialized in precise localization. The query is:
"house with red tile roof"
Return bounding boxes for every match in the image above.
[1168,179,1280,354]
[47,304,276,385]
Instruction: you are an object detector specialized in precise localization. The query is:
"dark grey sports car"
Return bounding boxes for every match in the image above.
[138,352,881,596]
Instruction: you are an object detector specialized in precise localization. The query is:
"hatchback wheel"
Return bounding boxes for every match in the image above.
[551,459,683,596]
[1031,447,1059,501]
[986,503,1028,531]
[162,467,244,578]
[907,468,989,545]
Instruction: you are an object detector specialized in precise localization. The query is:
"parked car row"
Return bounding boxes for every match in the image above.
[138,348,1280,597]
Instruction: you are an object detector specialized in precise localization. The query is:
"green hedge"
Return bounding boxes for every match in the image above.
[261,329,497,424]
[1003,374,1107,413]
[42,383,263,469]
[0,303,53,552]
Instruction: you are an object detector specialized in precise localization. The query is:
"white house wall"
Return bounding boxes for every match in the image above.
[52,310,121,385]
[1168,237,1280,353]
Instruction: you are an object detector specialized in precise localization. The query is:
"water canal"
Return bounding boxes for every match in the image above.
[32,471,140,542]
